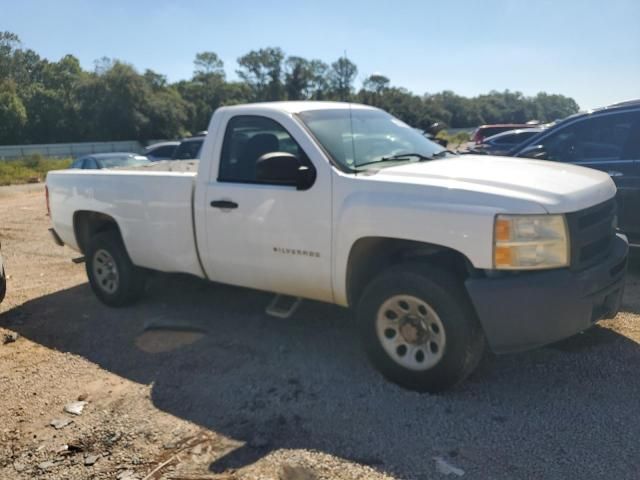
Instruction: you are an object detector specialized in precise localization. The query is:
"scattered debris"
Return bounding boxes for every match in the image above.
[58,443,84,456]
[2,332,19,344]
[279,464,318,480]
[106,431,122,445]
[84,454,100,466]
[64,400,88,415]
[50,418,73,429]
[117,470,139,480]
[434,456,465,476]
[37,460,56,471]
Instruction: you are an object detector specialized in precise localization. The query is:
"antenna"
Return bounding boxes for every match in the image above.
[349,102,356,173]
[343,49,357,173]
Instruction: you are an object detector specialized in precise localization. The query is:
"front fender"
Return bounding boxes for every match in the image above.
[332,189,500,306]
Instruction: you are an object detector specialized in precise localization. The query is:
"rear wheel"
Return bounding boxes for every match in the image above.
[85,231,146,307]
[357,264,485,392]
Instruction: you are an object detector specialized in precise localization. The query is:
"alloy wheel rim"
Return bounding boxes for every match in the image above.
[93,249,119,294]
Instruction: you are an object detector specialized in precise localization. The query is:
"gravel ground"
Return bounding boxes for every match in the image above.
[1,183,640,479]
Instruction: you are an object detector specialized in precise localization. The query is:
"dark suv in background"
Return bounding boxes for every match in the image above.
[172,133,207,160]
[511,100,640,244]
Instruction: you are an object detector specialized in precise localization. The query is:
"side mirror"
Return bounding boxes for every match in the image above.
[255,152,315,190]
[517,144,548,160]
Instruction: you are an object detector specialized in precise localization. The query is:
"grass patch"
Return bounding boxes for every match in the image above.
[0,155,72,186]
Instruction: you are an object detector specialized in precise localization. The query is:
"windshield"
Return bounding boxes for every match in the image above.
[298,108,446,170]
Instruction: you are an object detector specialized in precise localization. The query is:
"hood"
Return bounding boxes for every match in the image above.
[371,155,616,214]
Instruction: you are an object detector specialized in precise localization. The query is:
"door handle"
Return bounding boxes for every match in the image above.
[607,171,623,177]
[210,200,238,209]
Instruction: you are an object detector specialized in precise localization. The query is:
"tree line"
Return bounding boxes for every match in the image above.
[0,31,580,145]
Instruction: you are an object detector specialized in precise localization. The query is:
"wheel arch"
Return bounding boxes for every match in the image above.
[345,237,477,308]
[73,211,123,255]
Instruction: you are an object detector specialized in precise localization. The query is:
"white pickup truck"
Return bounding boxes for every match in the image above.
[47,101,628,392]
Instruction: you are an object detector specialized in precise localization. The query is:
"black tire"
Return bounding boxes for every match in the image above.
[357,264,485,393]
[85,231,146,307]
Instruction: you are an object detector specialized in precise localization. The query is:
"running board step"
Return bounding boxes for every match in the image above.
[265,295,302,319]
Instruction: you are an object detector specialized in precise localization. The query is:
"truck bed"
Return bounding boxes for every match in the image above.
[46,164,204,277]
[124,159,200,173]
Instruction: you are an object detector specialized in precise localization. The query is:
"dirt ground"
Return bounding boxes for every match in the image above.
[1,184,640,480]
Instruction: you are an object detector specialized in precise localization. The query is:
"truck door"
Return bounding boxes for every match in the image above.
[199,113,333,302]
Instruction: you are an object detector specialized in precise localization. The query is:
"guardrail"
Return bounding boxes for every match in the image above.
[0,140,166,159]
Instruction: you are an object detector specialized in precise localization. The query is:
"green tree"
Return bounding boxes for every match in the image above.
[174,53,230,133]
[308,60,330,99]
[143,69,168,90]
[530,92,579,122]
[329,57,357,101]
[237,47,285,101]
[284,56,313,100]
[0,31,21,81]
[143,86,189,139]
[359,74,391,107]
[362,74,390,94]
[76,62,152,140]
[0,81,27,143]
[0,32,584,145]
[194,51,225,77]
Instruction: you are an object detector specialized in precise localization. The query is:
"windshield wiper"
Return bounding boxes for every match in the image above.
[355,151,446,169]
[431,150,455,158]
[381,152,435,162]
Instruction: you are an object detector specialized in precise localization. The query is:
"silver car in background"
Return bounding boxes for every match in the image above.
[69,153,151,169]
[467,127,544,156]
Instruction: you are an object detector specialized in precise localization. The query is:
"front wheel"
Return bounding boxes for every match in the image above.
[85,231,146,307]
[357,265,485,392]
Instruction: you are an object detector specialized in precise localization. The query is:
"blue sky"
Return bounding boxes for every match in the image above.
[3,0,639,109]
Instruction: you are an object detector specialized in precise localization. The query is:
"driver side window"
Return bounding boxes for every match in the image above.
[218,115,309,183]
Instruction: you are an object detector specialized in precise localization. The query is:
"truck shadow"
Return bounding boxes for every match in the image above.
[2,272,640,479]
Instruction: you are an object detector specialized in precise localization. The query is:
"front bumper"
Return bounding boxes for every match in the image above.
[465,234,628,354]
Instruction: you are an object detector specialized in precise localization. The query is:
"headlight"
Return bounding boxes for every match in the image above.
[493,214,569,270]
